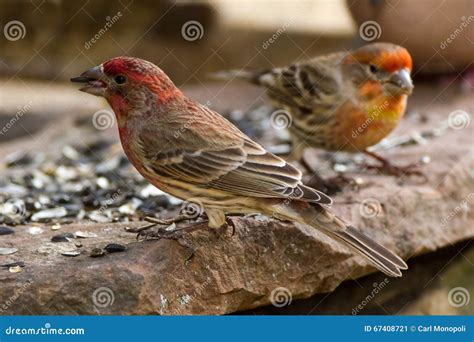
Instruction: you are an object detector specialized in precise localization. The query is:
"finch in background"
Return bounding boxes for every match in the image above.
[71,57,407,277]
[213,42,417,178]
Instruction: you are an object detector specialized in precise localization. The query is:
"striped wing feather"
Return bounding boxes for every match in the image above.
[138,105,332,204]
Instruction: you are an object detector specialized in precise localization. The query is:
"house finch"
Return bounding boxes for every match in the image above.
[213,43,418,179]
[71,57,407,277]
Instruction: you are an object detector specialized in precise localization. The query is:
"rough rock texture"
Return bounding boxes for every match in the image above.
[0,83,473,315]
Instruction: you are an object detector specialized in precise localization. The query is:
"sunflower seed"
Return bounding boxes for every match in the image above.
[31,207,67,222]
[0,247,18,255]
[2,261,25,268]
[9,265,23,273]
[90,248,105,258]
[0,226,15,235]
[51,233,75,243]
[75,231,98,238]
[62,145,80,160]
[61,251,80,257]
[104,243,126,253]
[28,227,44,235]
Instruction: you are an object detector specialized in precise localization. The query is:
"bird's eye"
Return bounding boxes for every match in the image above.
[369,64,378,74]
[114,75,127,84]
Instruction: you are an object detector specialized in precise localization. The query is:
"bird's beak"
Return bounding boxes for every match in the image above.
[387,68,414,95]
[70,65,107,97]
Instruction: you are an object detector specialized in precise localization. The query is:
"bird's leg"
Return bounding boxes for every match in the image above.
[126,218,209,262]
[135,220,209,243]
[210,215,239,238]
[363,150,425,178]
[125,214,208,237]
[125,215,188,235]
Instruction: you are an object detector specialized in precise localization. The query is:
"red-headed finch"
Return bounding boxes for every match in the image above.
[71,57,407,277]
[214,43,418,177]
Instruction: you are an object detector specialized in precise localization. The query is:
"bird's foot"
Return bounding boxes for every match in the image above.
[363,150,427,180]
[142,214,190,226]
[224,216,237,237]
[212,216,239,238]
[125,215,188,235]
[365,160,426,179]
[126,219,209,262]
[126,216,209,238]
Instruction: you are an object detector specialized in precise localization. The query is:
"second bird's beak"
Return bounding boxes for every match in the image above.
[387,68,414,95]
[70,66,107,97]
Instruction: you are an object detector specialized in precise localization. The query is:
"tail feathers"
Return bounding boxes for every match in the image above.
[287,204,408,277]
[327,226,408,277]
[209,69,263,85]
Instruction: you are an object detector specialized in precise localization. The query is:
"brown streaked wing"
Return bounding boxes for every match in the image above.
[138,106,332,204]
[258,54,343,115]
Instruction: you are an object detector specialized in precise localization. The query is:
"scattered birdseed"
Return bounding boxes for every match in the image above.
[0,142,176,227]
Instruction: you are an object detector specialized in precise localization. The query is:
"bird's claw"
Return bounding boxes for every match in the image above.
[365,161,427,180]
[133,223,198,262]
[226,216,237,237]
[136,223,183,241]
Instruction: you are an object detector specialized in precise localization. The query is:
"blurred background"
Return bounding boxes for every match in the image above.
[0,0,472,316]
[1,0,473,81]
